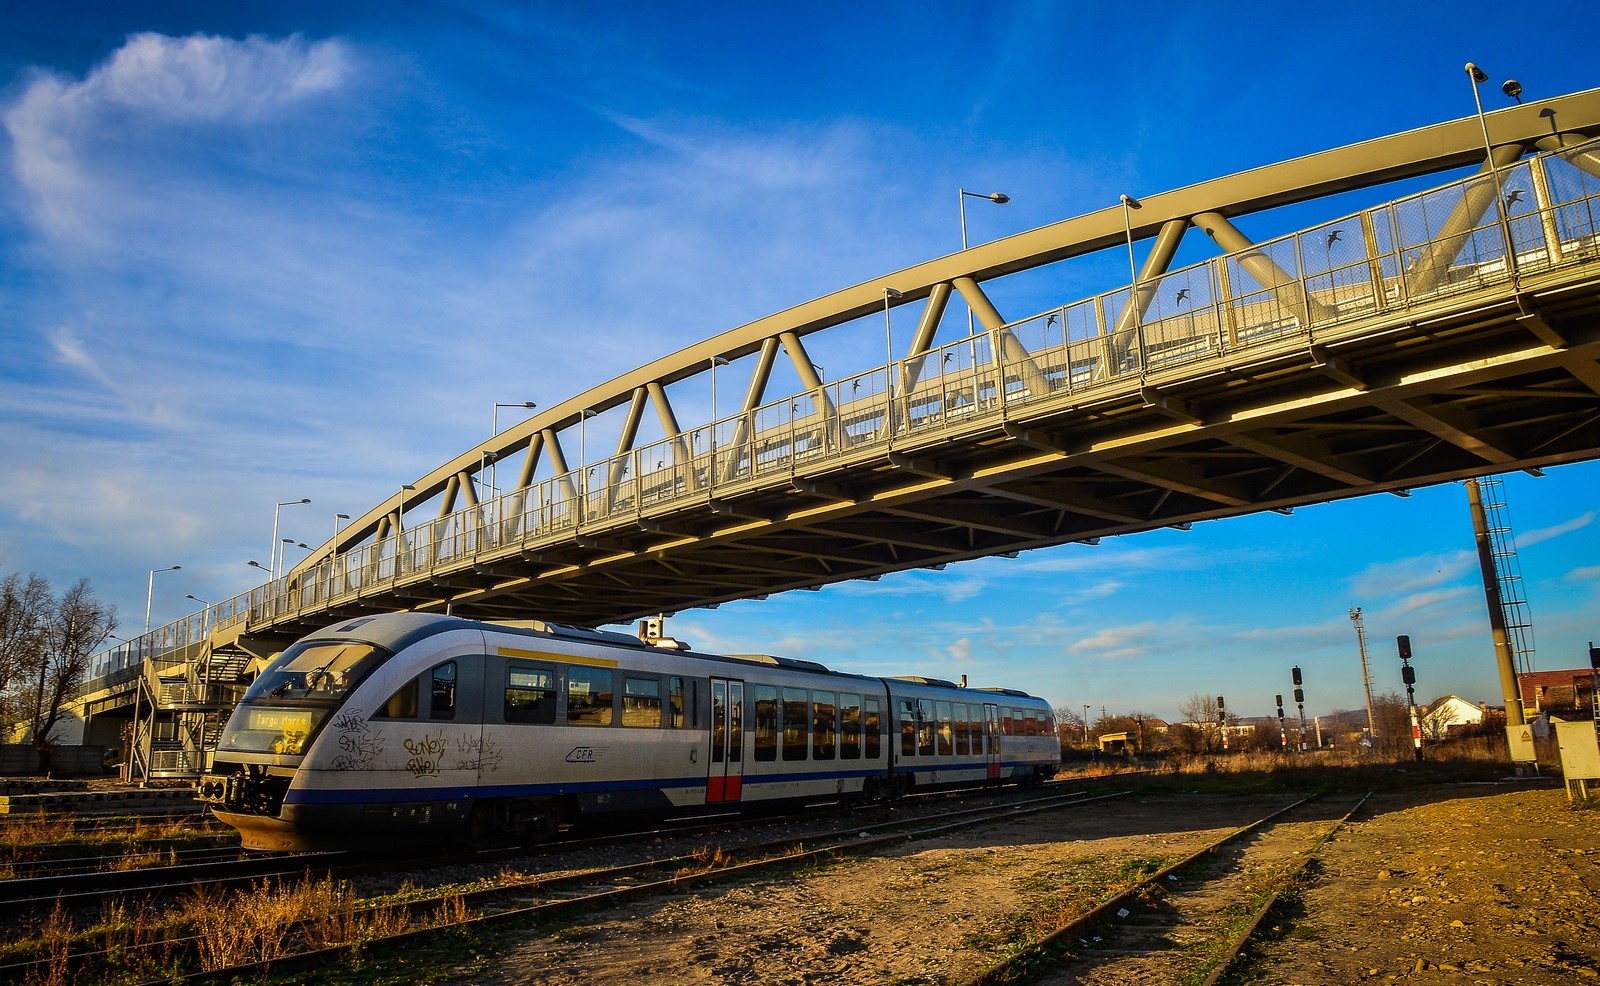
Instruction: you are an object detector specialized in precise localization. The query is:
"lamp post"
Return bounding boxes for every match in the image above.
[491,401,537,492]
[333,513,349,540]
[1465,62,1519,283]
[1119,194,1145,369]
[709,356,729,479]
[145,565,180,635]
[883,287,903,436]
[959,189,1010,337]
[270,498,311,580]
[185,594,210,635]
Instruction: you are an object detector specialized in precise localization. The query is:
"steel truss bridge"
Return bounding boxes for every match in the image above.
[81,88,1600,778]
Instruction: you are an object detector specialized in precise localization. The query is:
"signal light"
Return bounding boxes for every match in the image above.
[1216,695,1225,709]
[1589,641,1598,671]
[1293,688,1304,704]
[1397,634,1412,660]
[1291,666,1303,686]
[1402,665,1416,686]
[1275,694,1283,707]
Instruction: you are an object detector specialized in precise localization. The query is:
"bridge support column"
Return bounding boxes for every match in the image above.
[647,381,698,493]
[779,330,840,451]
[1193,212,1333,330]
[720,337,780,484]
[1402,143,1527,297]
[952,277,1051,401]
[1104,218,1189,377]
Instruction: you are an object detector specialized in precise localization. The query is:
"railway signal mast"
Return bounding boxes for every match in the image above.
[1276,693,1288,750]
[1398,635,1423,761]
[1217,695,1228,752]
[1291,667,1308,751]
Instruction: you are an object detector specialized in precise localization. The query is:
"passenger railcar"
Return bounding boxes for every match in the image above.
[198,613,1058,850]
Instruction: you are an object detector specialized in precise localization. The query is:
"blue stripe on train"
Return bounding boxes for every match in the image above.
[283,760,1030,805]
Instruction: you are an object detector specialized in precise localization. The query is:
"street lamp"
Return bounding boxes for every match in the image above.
[883,287,903,436]
[1465,62,1519,282]
[959,189,1010,338]
[491,401,537,492]
[186,594,211,634]
[333,513,350,540]
[709,356,729,476]
[270,498,311,580]
[145,565,181,635]
[396,484,416,534]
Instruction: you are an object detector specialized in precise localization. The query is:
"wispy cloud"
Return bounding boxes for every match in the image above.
[1348,550,1476,599]
[1519,511,1594,548]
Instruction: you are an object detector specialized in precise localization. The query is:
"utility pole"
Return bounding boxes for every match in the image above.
[1349,608,1378,747]
[1466,477,1533,764]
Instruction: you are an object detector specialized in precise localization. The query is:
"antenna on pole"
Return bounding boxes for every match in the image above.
[1349,607,1378,748]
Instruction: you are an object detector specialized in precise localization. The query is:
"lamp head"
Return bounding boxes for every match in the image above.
[1501,79,1523,103]
[883,286,904,299]
[1120,194,1141,208]
[1466,63,1488,84]
[988,192,1009,204]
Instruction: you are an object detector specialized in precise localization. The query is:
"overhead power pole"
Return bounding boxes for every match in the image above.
[1465,477,1530,729]
[1349,608,1378,745]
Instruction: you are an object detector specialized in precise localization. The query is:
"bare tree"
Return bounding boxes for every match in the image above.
[1,572,116,769]
[0,572,53,738]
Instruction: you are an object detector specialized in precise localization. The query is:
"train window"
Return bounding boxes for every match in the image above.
[953,703,969,756]
[1024,713,1039,736]
[728,685,743,763]
[917,699,935,757]
[1001,708,1016,736]
[375,678,419,719]
[864,697,881,759]
[431,662,457,720]
[812,691,837,760]
[753,685,778,762]
[839,694,861,760]
[505,667,556,724]
[567,667,615,726]
[935,702,953,756]
[622,676,662,728]
[669,676,686,728]
[898,699,916,757]
[782,687,808,761]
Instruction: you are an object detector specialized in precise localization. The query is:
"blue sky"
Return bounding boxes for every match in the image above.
[1,1,1597,725]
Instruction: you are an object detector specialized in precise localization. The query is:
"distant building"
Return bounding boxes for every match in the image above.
[1419,695,1487,739]
[1518,668,1598,719]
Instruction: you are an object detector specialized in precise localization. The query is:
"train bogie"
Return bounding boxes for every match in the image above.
[198,614,1059,850]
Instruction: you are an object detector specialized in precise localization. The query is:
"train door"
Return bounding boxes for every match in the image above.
[984,704,1002,779]
[707,678,744,803]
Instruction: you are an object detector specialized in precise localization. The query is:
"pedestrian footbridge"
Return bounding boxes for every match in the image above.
[80,88,1600,780]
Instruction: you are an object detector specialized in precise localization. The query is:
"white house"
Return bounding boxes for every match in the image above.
[1419,695,1486,739]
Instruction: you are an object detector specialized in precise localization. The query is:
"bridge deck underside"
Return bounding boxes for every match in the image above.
[283,266,1600,632]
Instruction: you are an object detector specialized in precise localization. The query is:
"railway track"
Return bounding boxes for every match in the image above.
[0,783,1129,984]
[957,790,1372,985]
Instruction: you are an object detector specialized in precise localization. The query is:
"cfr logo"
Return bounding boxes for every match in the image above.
[565,747,607,763]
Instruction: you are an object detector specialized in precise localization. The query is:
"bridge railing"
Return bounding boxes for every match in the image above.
[82,138,1600,687]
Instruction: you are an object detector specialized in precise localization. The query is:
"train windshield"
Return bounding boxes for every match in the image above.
[218,640,390,755]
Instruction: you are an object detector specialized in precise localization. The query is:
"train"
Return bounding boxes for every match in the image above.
[197,613,1060,850]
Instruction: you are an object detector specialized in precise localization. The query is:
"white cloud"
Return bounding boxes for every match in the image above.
[5,33,351,247]
[1518,511,1594,548]
[1349,550,1476,599]
[1568,565,1600,583]
[1068,622,1160,662]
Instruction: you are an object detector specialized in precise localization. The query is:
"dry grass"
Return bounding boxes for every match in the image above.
[672,844,732,881]
[6,871,477,981]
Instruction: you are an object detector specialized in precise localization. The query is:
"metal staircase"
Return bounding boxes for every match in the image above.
[127,641,254,783]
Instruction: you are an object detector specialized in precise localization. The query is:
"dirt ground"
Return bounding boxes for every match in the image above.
[444,776,1599,986]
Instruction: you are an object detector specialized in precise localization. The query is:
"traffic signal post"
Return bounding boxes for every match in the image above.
[1398,635,1423,762]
